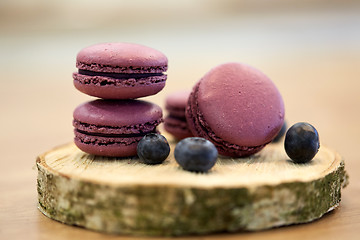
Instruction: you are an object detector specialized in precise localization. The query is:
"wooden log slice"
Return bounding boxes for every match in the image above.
[36,141,348,236]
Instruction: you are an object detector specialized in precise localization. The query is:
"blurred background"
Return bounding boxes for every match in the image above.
[1,0,360,238]
[1,0,360,172]
[1,0,359,150]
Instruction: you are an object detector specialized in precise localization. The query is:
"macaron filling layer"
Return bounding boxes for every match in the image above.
[78,69,165,79]
[73,117,162,146]
[76,62,167,74]
[74,130,155,146]
[164,116,190,130]
[73,73,167,87]
[166,106,187,118]
[73,119,162,135]
[187,82,266,157]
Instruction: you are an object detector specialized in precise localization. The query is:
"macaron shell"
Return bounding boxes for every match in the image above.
[74,134,140,157]
[186,81,266,157]
[73,99,163,128]
[165,90,191,118]
[76,42,168,73]
[196,62,284,147]
[73,73,166,99]
[165,107,187,118]
[165,90,191,109]
[164,116,193,140]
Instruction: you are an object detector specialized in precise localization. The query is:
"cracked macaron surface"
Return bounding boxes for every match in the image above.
[73,42,168,99]
[186,62,285,157]
[73,99,163,157]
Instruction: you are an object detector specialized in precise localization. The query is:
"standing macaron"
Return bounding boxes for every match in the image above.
[164,90,193,140]
[73,99,163,157]
[186,62,285,157]
[73,42,168,99]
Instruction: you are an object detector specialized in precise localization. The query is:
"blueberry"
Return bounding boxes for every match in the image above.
[174,137,218,172]
[284,122,320,163]
[137,133,170,165]
[272,121,287,142]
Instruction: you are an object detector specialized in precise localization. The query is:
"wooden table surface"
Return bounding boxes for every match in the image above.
[1,8,360,238]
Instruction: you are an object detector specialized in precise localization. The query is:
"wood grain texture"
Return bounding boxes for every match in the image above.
[36,141,347,236]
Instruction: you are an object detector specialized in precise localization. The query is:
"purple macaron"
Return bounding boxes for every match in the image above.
[186,62,285,157]
[164,90,193,140]
[73,99,163,157]
[73,42,168,99]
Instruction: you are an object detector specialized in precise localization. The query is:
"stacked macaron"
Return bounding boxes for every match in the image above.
[164,90,193,140]
[72,42,168,157]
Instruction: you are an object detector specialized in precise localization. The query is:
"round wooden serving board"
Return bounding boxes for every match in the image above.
[36,141,348,236]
